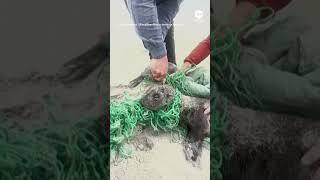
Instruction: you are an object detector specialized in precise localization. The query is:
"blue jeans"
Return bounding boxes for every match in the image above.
[125,0,183,59]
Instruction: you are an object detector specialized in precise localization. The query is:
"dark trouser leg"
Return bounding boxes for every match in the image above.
[164,25,176,64]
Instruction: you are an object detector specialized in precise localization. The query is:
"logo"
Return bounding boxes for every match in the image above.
[194,10,204,23]
[194,10,204,20]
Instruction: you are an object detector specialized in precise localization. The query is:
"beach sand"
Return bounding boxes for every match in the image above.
[110,128,210,180]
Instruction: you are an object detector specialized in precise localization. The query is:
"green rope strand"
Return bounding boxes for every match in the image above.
[210,7,274,179]
[110,72,187,158]
[0,115,108,180]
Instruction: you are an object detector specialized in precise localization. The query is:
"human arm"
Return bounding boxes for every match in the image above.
[183,35,211,68]
[127,0,182,81]
[127,0,166,59]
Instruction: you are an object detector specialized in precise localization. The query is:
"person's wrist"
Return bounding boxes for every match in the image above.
[159,54,168,60]
[182,61,192,71]
[183,61,191,66]
[150,44,167,59]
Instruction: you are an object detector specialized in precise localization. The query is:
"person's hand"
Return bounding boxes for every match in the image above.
[301,139,320,180]
[150,56,168,82]
[181,62,192,72]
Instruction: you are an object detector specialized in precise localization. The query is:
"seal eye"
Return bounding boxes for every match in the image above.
[160,87,165,93]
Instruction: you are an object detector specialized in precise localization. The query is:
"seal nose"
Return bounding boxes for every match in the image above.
[153,93,160,101]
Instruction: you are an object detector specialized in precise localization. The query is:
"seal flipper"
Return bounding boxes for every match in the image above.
[128,62,176,88]
[128,75,145,88]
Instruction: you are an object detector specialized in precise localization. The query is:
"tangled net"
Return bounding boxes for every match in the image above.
[110,71,190,157]
[211,28,260,107]
[210,7,273,179]
[211,27,250,180]
[210,89,227,180]
[211,7,275,108]
[0,103,108,179]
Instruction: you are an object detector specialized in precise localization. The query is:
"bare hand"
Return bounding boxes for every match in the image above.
[301,139,320,180]
[150,56,168,82]
[181,62,192,72]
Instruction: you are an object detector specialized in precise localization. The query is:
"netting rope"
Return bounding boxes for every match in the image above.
[110,71,190,157]
[210,7,273,180]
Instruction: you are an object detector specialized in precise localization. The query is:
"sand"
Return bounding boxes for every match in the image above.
[110,128,210,180]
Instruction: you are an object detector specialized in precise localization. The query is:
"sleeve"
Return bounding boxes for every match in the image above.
[236,0,292,12]
[184,35,210,65]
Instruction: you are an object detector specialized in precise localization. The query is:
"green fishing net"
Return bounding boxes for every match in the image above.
[110,71,189,158]
[211,28,260,107]
[210,90,228,180]
[211,7,275,108]
[210,7,272,179]
[0,100,108,180]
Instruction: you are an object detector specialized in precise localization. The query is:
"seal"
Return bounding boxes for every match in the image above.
[140,85,175,111]
[181,105,210,162]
